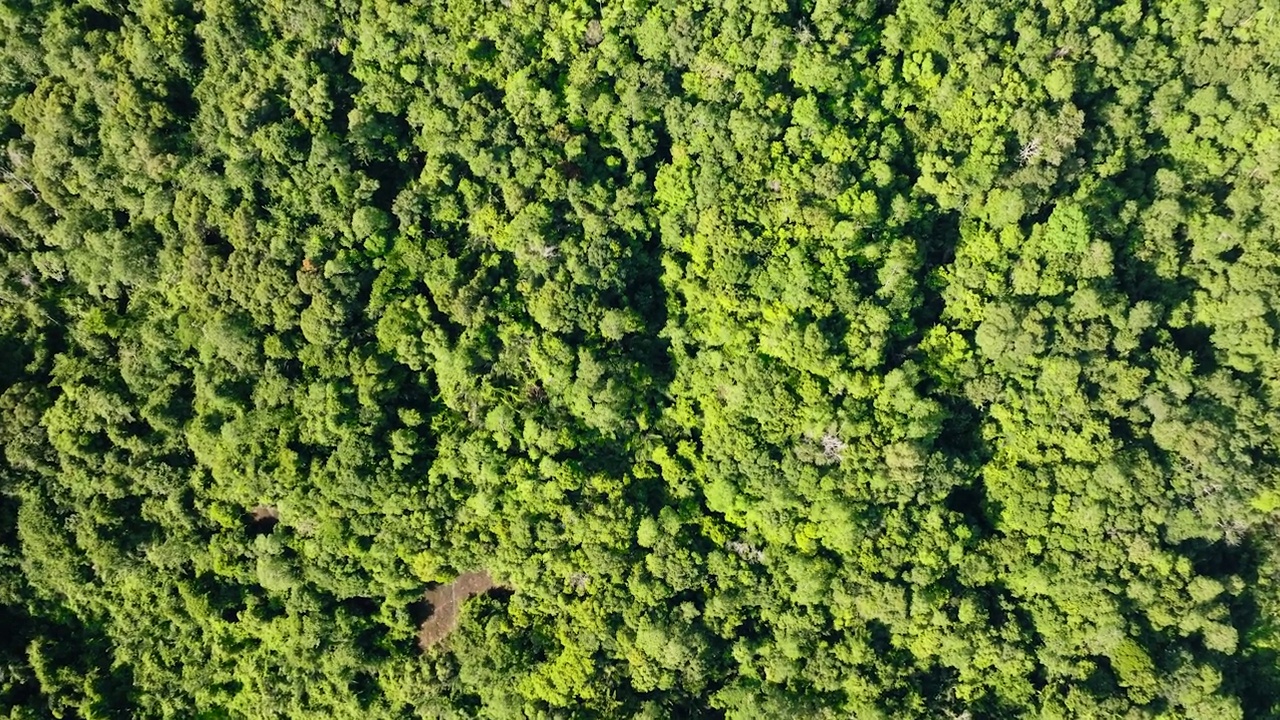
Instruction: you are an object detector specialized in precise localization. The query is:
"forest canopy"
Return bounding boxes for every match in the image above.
[2,0,1280,717]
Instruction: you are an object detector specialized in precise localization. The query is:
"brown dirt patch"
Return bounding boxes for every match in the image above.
[416,570,505,650]
[247,505,279,536]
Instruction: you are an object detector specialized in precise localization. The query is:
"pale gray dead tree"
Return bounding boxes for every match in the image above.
[585,19,604,47]
[1018,137,1042,164]
[726,539,765,564]
[820,433,847,462]
[796,20,814,45]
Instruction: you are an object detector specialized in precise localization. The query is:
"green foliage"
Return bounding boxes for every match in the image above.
[1,0,1280,717]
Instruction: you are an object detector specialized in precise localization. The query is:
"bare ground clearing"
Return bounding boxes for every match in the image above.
[416,570,509,649]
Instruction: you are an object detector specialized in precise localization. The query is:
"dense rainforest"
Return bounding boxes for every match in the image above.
[2,0,1280,717]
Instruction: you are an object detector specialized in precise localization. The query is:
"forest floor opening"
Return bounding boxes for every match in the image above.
[415,570,507,649]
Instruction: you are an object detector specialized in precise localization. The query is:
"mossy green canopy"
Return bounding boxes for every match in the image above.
[1,0,1278,717]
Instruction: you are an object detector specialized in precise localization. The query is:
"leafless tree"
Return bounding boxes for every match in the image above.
[820,433,847,461]
[1018,137,1042,164]
[726,539,765,564]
